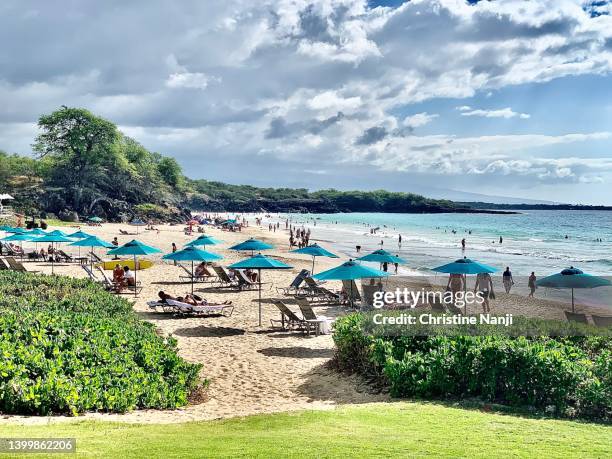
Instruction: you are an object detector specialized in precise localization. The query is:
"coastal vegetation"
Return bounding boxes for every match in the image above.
[0,271,202,415]
[1,106,501,221]
[2,403,610,458]
[334,313,612,421]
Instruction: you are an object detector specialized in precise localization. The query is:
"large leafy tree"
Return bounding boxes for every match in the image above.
[33,106,120,212]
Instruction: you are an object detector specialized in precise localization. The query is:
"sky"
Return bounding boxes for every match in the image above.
[0,0,611,205]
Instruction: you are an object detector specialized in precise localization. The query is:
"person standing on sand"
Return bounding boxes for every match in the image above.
[394,262,399,274]
[398,234,402,246]
[356,245,361,253]
[382,262,388,272]
[499,236,503,244]
[461,238,466,252]
[171,242,177,266]
[474,272,494,313]
[503,266,514,293]
[528,272,537,297]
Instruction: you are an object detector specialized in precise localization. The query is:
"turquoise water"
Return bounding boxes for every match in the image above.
[277,210,612,276]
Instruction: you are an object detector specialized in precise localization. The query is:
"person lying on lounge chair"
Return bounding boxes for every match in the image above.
[158,291,177,303]
[245,268,258,282]
[194,262,209,278]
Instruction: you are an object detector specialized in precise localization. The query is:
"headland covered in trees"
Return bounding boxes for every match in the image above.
[0,106,545,222]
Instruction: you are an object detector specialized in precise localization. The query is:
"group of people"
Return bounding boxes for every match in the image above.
[289,227,310,249]
[112,264,136,292]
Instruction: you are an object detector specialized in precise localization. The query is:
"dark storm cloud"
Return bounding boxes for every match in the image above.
[265,112,344,139]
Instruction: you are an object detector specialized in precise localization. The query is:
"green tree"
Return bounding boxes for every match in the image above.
[33,106,119,212]
[157,157,183,189]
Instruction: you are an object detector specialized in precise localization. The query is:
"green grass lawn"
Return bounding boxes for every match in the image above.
[1,402,610,458]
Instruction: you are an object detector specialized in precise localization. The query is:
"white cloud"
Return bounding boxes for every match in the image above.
[166,72,214,90]
[458,107,531,119]
[403,112,438,128]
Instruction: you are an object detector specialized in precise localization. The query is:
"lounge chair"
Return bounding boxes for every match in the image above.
[165,299,233,317]
[89,251,103,263]
[179,264,216,283]
[295,298,335,335]
[212,266,239,288]
[270,301,317,334]
[276,269,310,295]
[342,280,361,305]
[591,315,612,327]
[0,258,10,270]
[57,250,75,263]
[5,256,38,273]
[300,277,343,303]
[564,311,588,324]
[235,270,260,291]
[95,266,142,294]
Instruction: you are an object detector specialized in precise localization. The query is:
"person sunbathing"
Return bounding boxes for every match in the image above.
[158,291,177,303]
[194,262,209,278]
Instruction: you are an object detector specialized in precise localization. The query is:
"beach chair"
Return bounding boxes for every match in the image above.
[165,299,234,317]
[146,300,176,313]
[5,256,38,273]
[57,250,74,263]
[301,277,342,303]
[95,266,142,294]
[1,242,15,256]
[591,315,612,327]
[178,264,216,283]
[89,251,103,263]
[212,266,239,288]
[295,297,335,335]
[235,270,260,291]
[564,311,588,324]
[0,258,10,270]
[270,301,317,334]
[276,269,310,295]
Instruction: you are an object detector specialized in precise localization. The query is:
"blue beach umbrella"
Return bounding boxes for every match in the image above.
[34,233,75,274]
[108,239,162,296]
[358,249,406,276]
[26,228,47,235]
[130,218,147,235]
[47,229,69,237]
[185,234,223,248]
[537,267,611,312]
[67,230,93,239]
[314,260,388,307]
[163,246,223,293]
[229,238,274,256]
[290,243,339,274]
[70,235,114,265]
[229,254,292,326]
[432,257,497,275]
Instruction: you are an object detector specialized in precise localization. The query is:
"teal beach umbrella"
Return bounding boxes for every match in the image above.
[27,228,47,235]
[358,249,406,276]
[47,229,69,237]
[88,216,103,223]
[130,218,147,234]
[108,239,162,296]
[163,246,223,293]
[432,257,497,275]
[290,243,339,274]
[229,238,274,256]
[186,235,223,247]
[67,230,93,239]
[229,254,292,326]
[537,267,611,312]
[70,235,114,265]
[34,233,75,274]
[314,260,388,307]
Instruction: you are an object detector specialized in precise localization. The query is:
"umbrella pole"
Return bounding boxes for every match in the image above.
[312,256,315,275]
[191,260,195,294]
[134,254,137,298]
[258,268,262,327]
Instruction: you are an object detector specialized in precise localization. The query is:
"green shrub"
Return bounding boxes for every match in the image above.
[333,313,611,421]
[0,272,202,415]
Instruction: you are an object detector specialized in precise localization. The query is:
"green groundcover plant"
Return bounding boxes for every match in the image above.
[334,313,611,421]
[0,272,202,416]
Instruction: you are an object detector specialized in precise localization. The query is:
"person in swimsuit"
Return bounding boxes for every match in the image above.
[474,272,494,313]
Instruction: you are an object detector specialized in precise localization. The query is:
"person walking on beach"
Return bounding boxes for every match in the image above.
[394,261,399,274]
[446,273,465,306]
[528,272,537,297]
[474,272,494,313]
[398,234,402,246]
[171,242,177,265]
[461,238,466,252]
[503,266,514,293]
[499,236,503,244]
[356,245,361,253]
[382,262,388,272]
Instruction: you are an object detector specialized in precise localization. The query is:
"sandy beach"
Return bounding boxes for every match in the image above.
[2,219,609,425]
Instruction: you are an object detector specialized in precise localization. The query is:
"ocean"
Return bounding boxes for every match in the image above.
[271,210,612,277]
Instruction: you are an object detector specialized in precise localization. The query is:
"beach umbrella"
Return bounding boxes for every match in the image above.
[34,233,75,274]
[229,238,274,256]
[290,243,339,275]
[536,267,611,313]
[88,216,103,223]
[357,249,406,275]
[185,234,223,248]
[314,260,389,307]
[130,218,147,235]
[47,229,68,237]
[432,257,497,314]
[4,226,25,233]
[228,254,292,326]
[2,232,35,260]
[27,228,47,235]
[163,246,223,293]
[107,239,162,297]
[67,230,93,239]
[69,235,114,266]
